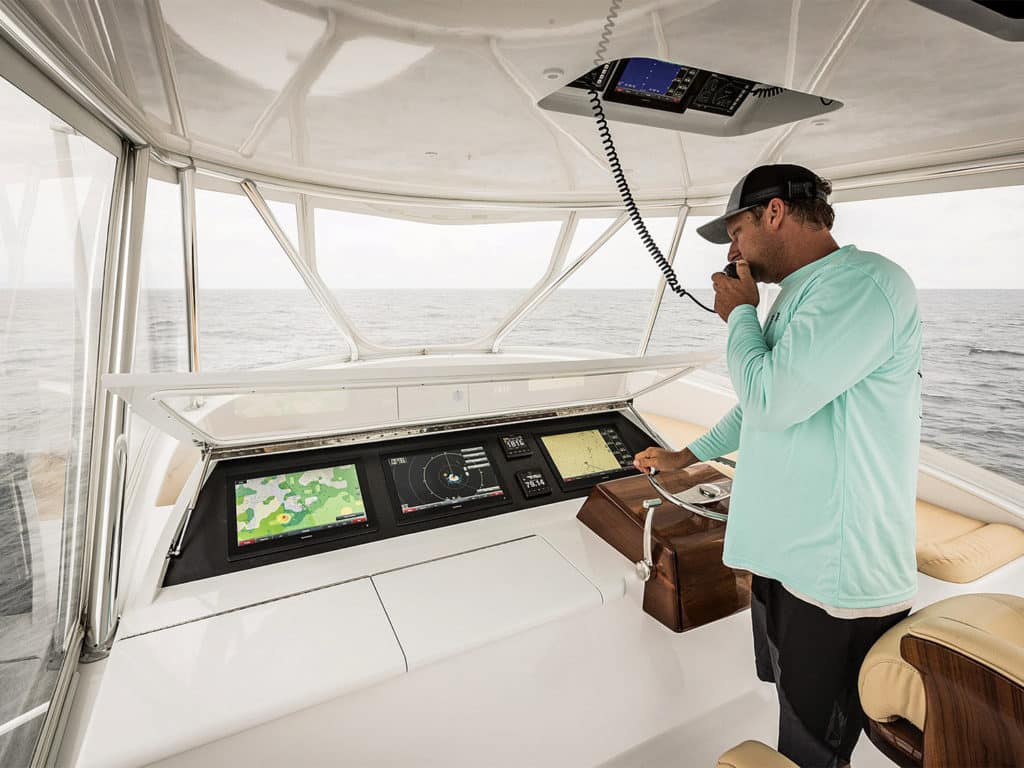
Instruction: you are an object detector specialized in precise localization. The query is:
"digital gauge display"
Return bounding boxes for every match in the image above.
[386,445,507,518]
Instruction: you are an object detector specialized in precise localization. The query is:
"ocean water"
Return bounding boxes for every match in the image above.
[3,289,1023,488]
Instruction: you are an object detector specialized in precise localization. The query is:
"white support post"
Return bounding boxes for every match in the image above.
[238,11,339,158]
[490,213,628,352]
[472,212,576,352]
[297,193,316,270]
[756,0,875,165]
[637,205,689,356]
[240,180,382,360]
[179,167,201,373]
[144,0,189,138]
[82,142,150,658]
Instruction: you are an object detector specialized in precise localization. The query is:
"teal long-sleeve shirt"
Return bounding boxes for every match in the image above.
[689,244,923,610]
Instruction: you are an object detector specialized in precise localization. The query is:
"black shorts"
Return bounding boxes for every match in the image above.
[750,575,910,768]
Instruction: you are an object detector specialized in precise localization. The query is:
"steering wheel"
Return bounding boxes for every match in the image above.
[634,469,732,582]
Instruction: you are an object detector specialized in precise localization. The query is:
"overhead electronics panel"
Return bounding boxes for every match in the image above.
[541,57,842,137]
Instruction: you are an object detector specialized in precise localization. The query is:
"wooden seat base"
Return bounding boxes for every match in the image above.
[865,717,923,768]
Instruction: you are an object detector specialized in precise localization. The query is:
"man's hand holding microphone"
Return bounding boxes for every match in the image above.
[711,259,758,323]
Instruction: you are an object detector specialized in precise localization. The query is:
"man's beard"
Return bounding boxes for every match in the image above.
[750,239,784,283]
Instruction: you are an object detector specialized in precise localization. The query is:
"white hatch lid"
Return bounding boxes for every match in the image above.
[104,353,717,450]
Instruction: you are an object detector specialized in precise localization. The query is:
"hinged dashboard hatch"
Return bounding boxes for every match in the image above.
[105,353,717,451]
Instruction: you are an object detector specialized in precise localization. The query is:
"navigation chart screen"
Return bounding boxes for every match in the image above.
[234,464,368,547]
[540,426,634,484]
[387,446,505,515]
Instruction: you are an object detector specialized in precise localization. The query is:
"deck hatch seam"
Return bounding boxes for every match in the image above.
[119,535,536,641]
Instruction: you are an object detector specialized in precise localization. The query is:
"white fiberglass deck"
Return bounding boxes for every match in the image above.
[67,495,1024,768]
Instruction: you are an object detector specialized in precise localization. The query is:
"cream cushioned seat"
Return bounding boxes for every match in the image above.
[915,500,1024,583]
[858,593,1024,730]
[716,740,797,768]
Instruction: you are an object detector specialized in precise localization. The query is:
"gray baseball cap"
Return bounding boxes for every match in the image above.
[697,164,829,244]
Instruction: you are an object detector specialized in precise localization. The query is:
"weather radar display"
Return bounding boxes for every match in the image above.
[235,464,367,547]
[387,446,505,514]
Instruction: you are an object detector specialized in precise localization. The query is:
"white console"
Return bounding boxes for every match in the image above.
[374,535,603,669]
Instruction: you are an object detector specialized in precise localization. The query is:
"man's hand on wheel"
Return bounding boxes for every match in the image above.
[633,447,698,475]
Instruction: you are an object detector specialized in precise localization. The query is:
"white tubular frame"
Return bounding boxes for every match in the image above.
[491,213,628,352]
[83,142,150,659]
[638,205,689,356]
[240,179,383,360]
[179,166,201,372]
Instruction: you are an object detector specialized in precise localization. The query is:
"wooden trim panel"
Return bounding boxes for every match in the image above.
[901,632,1024,766]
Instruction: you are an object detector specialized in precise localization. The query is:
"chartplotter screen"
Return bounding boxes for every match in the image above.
[539,426,634,484]
[234,464,367,547]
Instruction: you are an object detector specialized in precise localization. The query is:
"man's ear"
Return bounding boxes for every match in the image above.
[765,197,786,232]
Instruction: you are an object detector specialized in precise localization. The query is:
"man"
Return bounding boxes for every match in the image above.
[633,164,922,768]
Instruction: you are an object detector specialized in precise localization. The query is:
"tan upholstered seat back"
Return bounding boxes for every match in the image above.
[716,740,797,768]
[858,593,1024,730]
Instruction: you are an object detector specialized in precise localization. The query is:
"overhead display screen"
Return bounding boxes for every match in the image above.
[387,446,506,515]
[612,58,698,105]
[234,464,367,547]
[540,426,634,484]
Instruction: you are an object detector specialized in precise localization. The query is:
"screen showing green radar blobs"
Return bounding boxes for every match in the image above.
[235,464,367,547]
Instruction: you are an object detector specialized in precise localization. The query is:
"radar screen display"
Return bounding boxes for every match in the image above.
[540,426,635,485]
[386,446,506,516]
[234,464,368,547]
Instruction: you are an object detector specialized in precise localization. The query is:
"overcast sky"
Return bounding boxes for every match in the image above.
[134,180,1024,292]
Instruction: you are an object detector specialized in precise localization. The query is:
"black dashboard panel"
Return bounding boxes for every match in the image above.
[163,411,655,586]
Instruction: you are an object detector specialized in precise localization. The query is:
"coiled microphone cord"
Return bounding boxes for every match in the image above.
[588,0,716,314]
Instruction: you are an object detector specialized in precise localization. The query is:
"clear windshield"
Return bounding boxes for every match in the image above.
[314,207,562,348]
[142,177,1024,488]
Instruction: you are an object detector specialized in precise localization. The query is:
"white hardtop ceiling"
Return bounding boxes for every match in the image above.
[8,0,1024,208]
